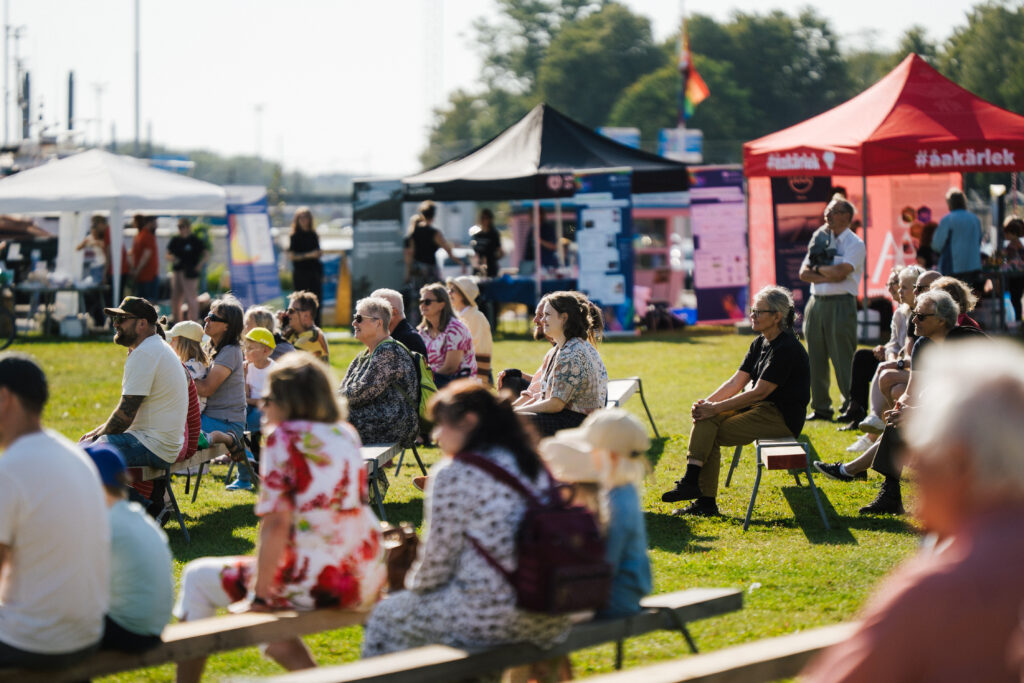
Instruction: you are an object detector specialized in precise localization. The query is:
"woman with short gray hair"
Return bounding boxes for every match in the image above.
[660,285,810,517]
[339,297,419,446]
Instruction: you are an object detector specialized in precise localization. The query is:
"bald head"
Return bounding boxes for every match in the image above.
[371,288,405,331]
[916,270,941,292]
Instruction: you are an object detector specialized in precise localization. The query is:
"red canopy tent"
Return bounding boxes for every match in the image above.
[743,53,1024,300]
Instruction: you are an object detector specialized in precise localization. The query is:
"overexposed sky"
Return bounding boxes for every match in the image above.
[7,0,976,177]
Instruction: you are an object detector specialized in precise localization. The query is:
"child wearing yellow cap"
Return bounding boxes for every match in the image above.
[243,327,276,436]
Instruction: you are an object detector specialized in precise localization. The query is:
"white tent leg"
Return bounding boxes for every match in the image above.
[110,205,124,306]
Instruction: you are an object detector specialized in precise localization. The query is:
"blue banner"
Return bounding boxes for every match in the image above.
[226,188,282,309]
[574,170,635,332]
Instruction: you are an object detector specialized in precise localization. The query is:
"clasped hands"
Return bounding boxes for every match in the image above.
[692,399,719,421]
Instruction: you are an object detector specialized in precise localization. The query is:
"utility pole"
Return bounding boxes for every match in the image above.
[67,71,74,132]
[3,0,8,145]
[10,24,23,143]
[133,0,140,155]
[92,81,107,147]
[253,103,264,159]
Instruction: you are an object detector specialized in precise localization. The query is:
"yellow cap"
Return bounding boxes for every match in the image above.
[244,326,276,350]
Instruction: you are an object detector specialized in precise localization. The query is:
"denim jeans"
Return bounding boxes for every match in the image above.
[93,432,169,469]
[201,414,248,483]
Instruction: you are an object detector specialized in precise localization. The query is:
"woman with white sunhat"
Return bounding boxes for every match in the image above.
[447,276,493,385]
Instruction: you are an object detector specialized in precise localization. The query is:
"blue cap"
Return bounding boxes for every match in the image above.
[84,442,127,488]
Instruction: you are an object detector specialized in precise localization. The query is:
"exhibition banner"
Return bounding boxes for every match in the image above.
[691,167,749,322]
[575,170,635,332]
[351,179,406,303]
[770,176,833,313]
[226,186,281,309]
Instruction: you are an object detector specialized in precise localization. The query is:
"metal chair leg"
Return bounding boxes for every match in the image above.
[615,640,624,670]
[394,449,407,477]
[368,463,387,521]
[191,462,206,503]
[164,473,190,544]
[805,464,831,530]
[725,445,742,487]
[661,607,699,654]
[411,444,427,476]
[635,378,660,439]
[743,448,763,532]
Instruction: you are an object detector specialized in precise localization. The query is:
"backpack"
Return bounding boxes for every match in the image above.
[456,452,612,615]
[379,339,437,431]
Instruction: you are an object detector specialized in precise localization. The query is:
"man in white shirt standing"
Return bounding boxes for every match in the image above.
[0,354,110,667]
[82,297,187,468]
[799,196,866,421]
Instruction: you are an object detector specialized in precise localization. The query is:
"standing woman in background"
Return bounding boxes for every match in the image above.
[470,208,503,278]
[288,207,323,325]
[404,201,466,308]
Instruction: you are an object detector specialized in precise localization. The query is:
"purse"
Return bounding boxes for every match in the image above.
[380,521,420,593]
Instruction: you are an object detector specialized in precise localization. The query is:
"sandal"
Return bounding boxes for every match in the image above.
[225,432,247,464]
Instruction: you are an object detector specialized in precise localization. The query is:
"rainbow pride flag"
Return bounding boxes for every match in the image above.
[678,31,710,123]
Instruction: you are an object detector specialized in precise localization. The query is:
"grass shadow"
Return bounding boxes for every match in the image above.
[645,511,717,554]
[779,486,856,545]
[167,500,259,560]
[646,437,669,469]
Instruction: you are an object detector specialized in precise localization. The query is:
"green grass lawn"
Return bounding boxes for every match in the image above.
[17,330,920,681]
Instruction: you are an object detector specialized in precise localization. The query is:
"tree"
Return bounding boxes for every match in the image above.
[536,2,663,127]
[940,2,1024,114]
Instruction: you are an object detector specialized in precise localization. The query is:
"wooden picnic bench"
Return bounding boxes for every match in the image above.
[606,377,660,438]
[580,622,857,683]
[362,443,426,522]
[0,608,370,683]
[257,587,742,683]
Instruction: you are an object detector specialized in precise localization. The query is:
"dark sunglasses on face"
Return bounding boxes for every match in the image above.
[111,315,138,325]
[352,314,379,324]
[912,312,934,321]
[205,312,227,323]
[420,298,439,305]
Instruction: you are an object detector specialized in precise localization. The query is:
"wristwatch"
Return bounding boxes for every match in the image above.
[897,359,906,371]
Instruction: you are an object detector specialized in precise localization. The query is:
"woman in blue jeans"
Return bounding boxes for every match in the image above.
[194,295,250,490]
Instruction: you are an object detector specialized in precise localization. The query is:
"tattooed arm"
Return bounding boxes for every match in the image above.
[84,395,145,439]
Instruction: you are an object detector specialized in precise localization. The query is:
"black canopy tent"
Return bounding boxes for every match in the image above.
[402,104,689,297]
[403,104,689,201]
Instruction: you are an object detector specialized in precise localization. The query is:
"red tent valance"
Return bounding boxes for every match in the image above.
[744,54,1024,177]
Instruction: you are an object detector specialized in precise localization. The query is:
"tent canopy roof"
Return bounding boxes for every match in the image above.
[744,54,1024,176]
[0,149,226,214]
[404,103,688,200]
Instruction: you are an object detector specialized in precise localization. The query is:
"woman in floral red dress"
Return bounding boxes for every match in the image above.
[175,354,386,682]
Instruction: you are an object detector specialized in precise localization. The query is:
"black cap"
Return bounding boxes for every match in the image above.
[0,353,48,413]
[104,296,158,324]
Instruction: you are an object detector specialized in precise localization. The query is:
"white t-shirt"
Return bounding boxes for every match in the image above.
[803,227,866,297]
[123,334,187,463]
[0,430,110,653]
[245,359,274,400]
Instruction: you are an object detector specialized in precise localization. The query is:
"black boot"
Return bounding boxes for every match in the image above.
[837,401,866,429]
[859,477,905,515]
[672,497,719,517]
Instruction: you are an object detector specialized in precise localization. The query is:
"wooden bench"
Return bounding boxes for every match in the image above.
[579,622,857,683]
[362,443,426,522]
[129,444,229,544]
[725,438,830,532]
[258,588,742,683]
[0,608,369,683]
[606,377,660,438]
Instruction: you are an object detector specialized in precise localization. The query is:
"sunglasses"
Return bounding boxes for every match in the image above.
[205,312,227,324]
[419,298,440,306]
[352,314,379,324]
[911,312,935,321]
[111,314,139,325]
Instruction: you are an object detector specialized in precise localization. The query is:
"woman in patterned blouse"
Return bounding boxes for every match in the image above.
[416,282,477,387]
[174,354,386,682]
[514,291,608,436]
[339,296,419,446]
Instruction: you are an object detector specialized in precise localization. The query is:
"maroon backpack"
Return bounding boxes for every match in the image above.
[456,452,612,615]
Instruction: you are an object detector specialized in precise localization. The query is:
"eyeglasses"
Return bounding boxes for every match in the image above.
[913,285,928,293]
[205,313,227,324]
[419,298,440,306]
[352,314,379,324]
[749,309,773,316]
[258,393,276,407]
[911,312,935,321]
[111,315,138,325]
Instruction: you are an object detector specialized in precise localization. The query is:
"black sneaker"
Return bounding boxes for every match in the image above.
[837,419,861,432]
[672,497,719,517]
[813,461,866,482]
[836,407,866,425]
[806,410,834,422]
[661,479,702,503]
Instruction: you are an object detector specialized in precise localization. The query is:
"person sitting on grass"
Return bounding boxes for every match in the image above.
[803,339,1024,682]
[174,354,386,683]
[661,285,810,517]
[244,305,295,359]
[339,296,419,447]
[283,291,329,362]
[513,291,608,437]
[814,290,986,515]
[0,354,110,669]
[540,408,652,618]
[84,442,173,653]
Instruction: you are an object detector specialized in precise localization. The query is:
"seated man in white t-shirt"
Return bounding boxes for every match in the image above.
[0,353,111,668]
[82,297,188,470]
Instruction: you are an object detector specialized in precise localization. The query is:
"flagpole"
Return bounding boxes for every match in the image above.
[678,0,687,131]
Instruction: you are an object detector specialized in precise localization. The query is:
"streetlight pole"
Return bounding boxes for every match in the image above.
[133,0,140,155]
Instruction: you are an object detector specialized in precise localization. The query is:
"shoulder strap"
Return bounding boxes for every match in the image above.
[375,338,419,408]
[455,452,543,506]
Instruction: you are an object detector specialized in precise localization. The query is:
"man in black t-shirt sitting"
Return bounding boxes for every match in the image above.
[661,286,810,516]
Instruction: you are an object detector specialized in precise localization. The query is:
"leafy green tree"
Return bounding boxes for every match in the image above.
[940,2,1024,113]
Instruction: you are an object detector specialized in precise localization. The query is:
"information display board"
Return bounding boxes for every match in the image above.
[691,167,749,322]
[351,179,406,302]
[575,170,634,332]
[226,186,282,309]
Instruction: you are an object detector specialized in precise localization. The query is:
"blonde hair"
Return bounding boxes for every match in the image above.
[266,353,347,423]
[172,336,208,367]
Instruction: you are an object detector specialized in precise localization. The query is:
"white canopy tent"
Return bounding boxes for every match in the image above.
[0,149,226,305]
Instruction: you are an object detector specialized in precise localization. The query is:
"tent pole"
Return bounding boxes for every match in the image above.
[555,198,564,270]
[110,204,123,307]
[861,175,868,319]
[533,201,542,300]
